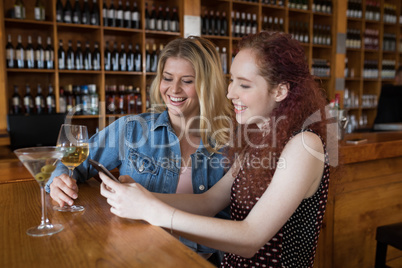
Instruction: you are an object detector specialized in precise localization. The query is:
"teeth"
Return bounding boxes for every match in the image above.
[170,96,186,102]
[234,105,247,111]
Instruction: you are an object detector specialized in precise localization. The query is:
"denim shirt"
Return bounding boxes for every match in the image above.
[46,111,230,253]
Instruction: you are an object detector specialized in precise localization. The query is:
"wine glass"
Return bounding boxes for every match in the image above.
[53,124,89,212]
[14,146,65,237]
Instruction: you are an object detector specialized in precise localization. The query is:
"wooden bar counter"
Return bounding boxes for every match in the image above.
[315,131,402,268]
[0,178,213,268]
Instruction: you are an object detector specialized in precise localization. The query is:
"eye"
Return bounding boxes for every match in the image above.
[241,84,250,89]
[182,80,193,84]
[162,76,172,82]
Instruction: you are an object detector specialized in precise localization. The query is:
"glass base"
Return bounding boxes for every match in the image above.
[53,205,85,212]
[26,223,64,237]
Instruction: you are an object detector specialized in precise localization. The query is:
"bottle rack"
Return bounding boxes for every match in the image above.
[1,0,183,132]
[200,0,337,106]
[344,0,401,131]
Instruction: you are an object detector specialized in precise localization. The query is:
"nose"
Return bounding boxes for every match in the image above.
[226,83,235,100]
[171,80,182,94]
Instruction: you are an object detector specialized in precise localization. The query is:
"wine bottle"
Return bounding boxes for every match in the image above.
[34,0,45,21]
[45,36,54,69]
[126,86,135,114]
[59,87,67,113]
[111,42,119,71]
[16,35,24,69]
[23,84,34,115]
[14,0,25,20]
[108,1,116,27]
[72,0,82,24]
[163,6,170,32]
[46,84,56,114]
[35,84,45,114]
[81,0,90,25]
[91,0,100,25]
[150,44,158,73]
[63,0,73,23]
[35,36,45,69]
[208,10,214,35]
[201,10,209,35]
[75,40,83,70]
[65,85,74,111]
[131,1,140,29]
[83,41,92,70]
[89,84,99,115]
[124,0,131,28]
[127,43,134,72]
[81,85,90,115]
[145,43,151,72]
[149,4,157,30]
[221,11,228,36]
[170,7,179,32]
[145,3,150,29]
[104,41,111,71]
[119,42,127,71]
[11,86,23,114]
[92,41,101,70]
[135,87,142,113]
[25,35,35,69]
[102,0,108,26]
[117,85,126,114]
[156,5,163,31]
[6,34,15,68]
[116,0,124,27]
[56,0,64,22]
[221,47,227,74]
[74,85,82,115]
[134,43,142,71]
[58,39,65,70]
[66,40,75,70]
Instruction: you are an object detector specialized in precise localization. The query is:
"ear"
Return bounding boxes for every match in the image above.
[274,83,289,102]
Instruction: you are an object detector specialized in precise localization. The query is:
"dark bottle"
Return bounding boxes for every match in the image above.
[44,36,54,69]
[66,40,75,70]
[116,0,124,27]
[83,41,92,70]
[111,42,119,71]
[117,85,126,114]
[104,41,111,71]
[63,0,73,23]
[65,85,75,111]
[73,86,82,115]
[35,36,44,69]
[145,3,150,29]
[150,44,158,73]
[16,35,24,68]
[201,10,209,35]
[75,40,83,70]
[221,11,228,36]
[46,84,56,114]
[81,0,90,25]
[134,43,142,71]
[56,0,64,22]
[126,43,134,71]
[215,11,221,36]
[81,85,90,115]
[134,86,142,113]
[126,86,135,114]
[208,10,214,35]
[123,0,131,28]
[58,39,65,70]
[25,35,35,69]
[108,1,115,27]
[156,5,163,31]
[6,34,15,68]
[149,4,156,30]
[11,86,22,114]
[106,85,117,114]
[34,0,45,21]
[163,6,170,32]
[170,7,179,32]
[59,87,67,113]
[23,85,34,115]
[34,84,45,114]
[131,1,140,29]
[92,41,101,70]
[91,0,100,25]
[102,0,108,26]
[119,42,127,71]
[145,43,151,72]
[72,0,81,24]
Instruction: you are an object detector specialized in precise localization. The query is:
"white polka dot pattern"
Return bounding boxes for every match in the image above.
[220,129,330,268]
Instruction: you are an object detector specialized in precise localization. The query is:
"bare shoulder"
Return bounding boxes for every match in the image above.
[283,131,324,162]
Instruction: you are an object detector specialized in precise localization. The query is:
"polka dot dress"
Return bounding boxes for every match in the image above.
[220,130,330,268]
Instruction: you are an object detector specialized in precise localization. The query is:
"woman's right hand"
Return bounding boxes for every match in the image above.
[49,173,79,207]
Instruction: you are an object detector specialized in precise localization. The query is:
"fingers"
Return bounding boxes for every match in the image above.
[99,172,122,190]
[118,175,135,184]
[49,174,79,206]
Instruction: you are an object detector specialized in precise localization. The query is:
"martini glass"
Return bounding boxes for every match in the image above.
[14,146,65,237]
[53,124,89,212]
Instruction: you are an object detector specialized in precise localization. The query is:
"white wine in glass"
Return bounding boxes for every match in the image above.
[54,124,89,212]
[14,146,64,236]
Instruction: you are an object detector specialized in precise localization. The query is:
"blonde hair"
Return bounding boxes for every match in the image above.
[149,36,232,153]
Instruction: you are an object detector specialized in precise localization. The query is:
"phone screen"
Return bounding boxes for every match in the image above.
[89,159,120,183]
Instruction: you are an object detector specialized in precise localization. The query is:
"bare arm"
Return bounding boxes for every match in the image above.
[100,132,325,258]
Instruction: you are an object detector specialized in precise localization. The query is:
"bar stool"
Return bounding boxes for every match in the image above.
[375,222,402,268]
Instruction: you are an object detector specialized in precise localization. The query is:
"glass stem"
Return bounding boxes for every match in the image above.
[40,186,50,227]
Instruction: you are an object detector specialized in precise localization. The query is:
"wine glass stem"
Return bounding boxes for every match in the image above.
[40,186,50,226]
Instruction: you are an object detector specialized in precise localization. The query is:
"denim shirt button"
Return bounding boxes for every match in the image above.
[199,185,205,191]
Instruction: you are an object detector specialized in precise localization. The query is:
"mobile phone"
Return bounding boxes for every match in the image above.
[89,159,120,183]
[346,138,368,145]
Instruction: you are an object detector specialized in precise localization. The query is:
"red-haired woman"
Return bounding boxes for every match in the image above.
[99,31,331,268]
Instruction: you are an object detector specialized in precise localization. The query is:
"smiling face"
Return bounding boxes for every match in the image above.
[160,57,200,124]
[227,48,279,128]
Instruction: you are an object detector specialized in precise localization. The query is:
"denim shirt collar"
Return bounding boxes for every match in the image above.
[151,110,215,158]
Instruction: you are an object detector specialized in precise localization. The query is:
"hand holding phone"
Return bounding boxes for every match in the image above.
[89,159,120,183]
